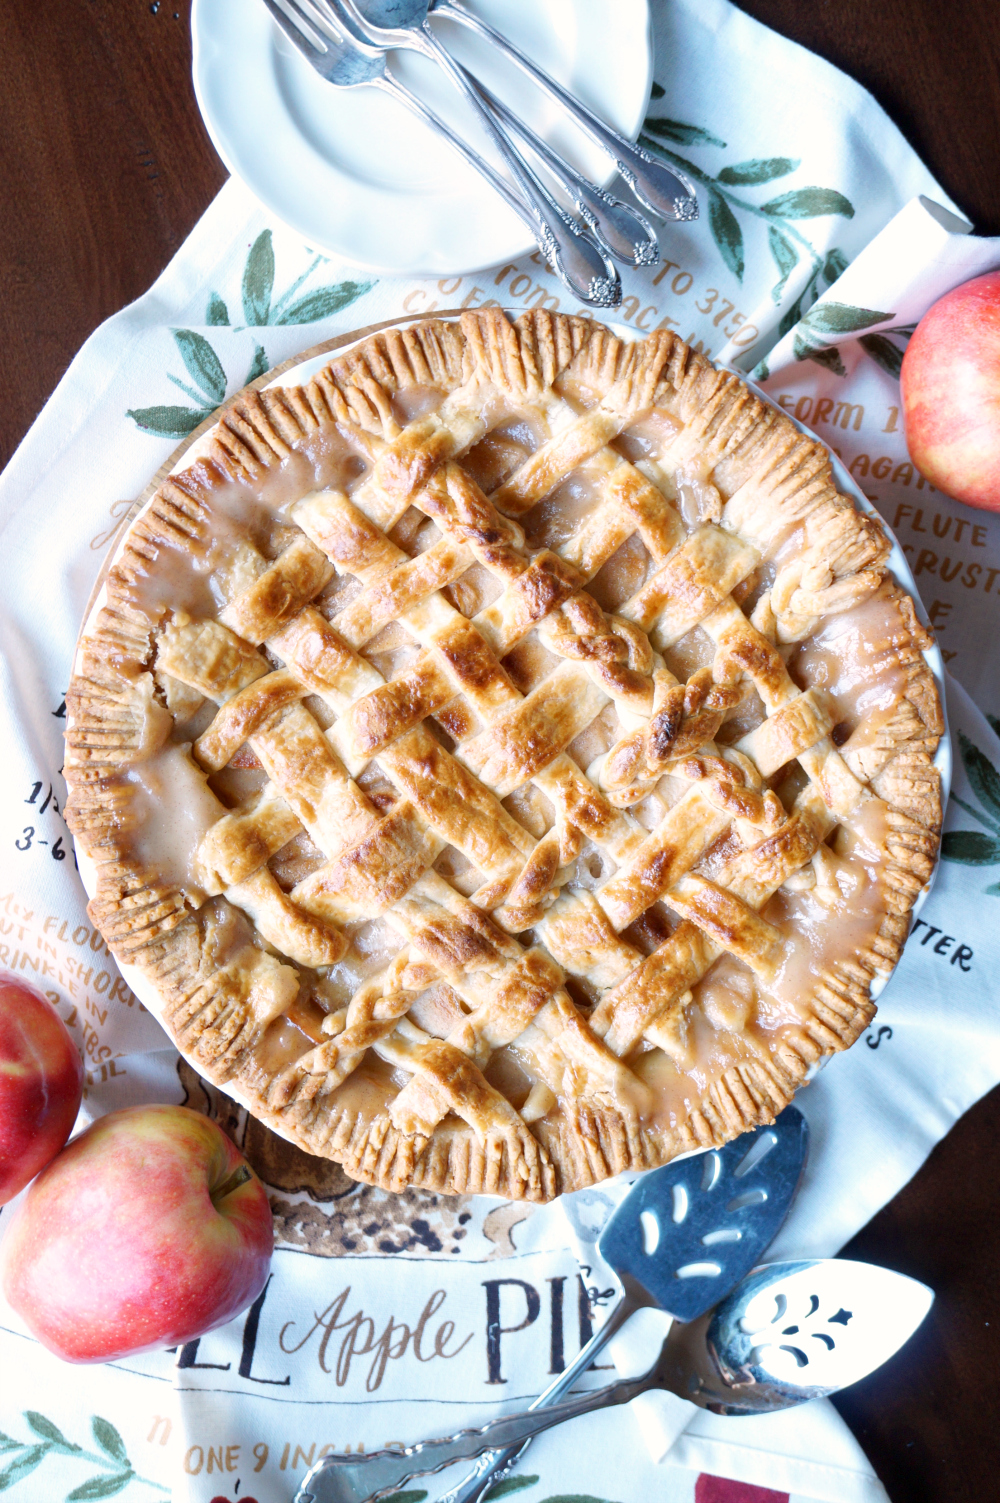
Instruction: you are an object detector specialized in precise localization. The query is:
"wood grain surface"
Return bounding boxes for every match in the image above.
[2,3,1000,1498]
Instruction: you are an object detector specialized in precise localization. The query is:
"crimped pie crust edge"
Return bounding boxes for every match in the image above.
[65,309,943,1202]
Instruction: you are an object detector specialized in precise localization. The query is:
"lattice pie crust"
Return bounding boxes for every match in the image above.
[66,310,942,1202]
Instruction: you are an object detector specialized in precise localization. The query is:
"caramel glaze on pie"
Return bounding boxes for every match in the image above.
[65,310,943,1202]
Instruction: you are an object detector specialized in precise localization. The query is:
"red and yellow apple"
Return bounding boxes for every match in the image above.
[0,973,83,1205]
[0,1104,273,1362]
[901,269,1000,511]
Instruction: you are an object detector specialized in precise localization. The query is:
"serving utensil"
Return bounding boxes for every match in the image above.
[675,1256,935,1415]
[295,1255,933,1503]
[272,0,620,305]
[295,1107,809,1503]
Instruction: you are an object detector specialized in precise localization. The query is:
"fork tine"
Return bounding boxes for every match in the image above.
[313,0,387,56]
[322,0,387,44]
[288,0,350,43]
[260,0,327,56]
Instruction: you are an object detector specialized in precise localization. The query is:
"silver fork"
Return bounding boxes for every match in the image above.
[390,0,699,221]
[319,0,624,304]
[314,0,659,266]
[263,0,621,306]
[430,0,698,221]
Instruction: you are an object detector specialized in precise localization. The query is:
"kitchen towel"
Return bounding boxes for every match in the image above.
[2,2,1000,1500]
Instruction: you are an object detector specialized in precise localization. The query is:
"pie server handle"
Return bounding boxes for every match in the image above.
[294,1359,660,1503]
[296,1108,809,1501]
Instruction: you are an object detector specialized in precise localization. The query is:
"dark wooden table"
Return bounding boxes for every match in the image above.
[2,3,999,1498]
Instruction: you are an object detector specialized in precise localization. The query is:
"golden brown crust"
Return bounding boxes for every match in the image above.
[65,310,943,1201]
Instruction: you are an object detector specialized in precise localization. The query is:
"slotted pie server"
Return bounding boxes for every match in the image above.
[296,1106,809,1503]
[671,1256,935,1415]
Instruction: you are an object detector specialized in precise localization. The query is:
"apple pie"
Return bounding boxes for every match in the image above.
[65,309,943,1202]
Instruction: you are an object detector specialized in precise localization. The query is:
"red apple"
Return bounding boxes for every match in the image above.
[901,269,1000,511]
[0,1104,272,1362]
[0,973,83,1205]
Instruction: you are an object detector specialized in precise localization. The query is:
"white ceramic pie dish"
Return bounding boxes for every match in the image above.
[190,0,653,276]
[73,315,951,1145]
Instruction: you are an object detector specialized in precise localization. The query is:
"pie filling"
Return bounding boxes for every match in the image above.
[66,310,942,1199]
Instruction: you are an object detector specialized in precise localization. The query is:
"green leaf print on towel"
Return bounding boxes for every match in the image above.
[706,189,745,279]
[171,327,227,404]
[208,229,375,329]
[127,327,268,437]
[799,303,894,334]
[791,301,897,375]
[128,230,375,438]
[0,1412,167,1497]
[942,729,1000,894]
[536,1496,624,1503]
[643,116,726,149]
[856,323,917,378]
[638,115,853,328]
[767,225,799,303]
[242,228,276,325]
[378,1478,545,1502]
[758,186,854,219]
[717,157,800,186]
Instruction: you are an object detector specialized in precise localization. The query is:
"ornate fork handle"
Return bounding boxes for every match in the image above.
[477,81,660,268]
[431,0,698,222]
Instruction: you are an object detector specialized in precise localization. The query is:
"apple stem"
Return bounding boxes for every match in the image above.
[211,1162,252,1207]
